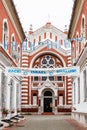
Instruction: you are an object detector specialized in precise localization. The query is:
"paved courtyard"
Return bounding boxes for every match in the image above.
[4,115,87,130]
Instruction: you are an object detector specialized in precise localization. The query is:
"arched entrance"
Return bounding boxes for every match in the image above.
[44,91,53,112]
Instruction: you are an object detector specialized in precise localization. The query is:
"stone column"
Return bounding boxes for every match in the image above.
[54,97,58,114]
[64,76,67,105]
[0,72,8,118]
[5,76,12,118]
[12,80,17,113]
[38,97,42,114]
[5,76,11,110]
[2,73,7,109]
[9,79,15,113]
[16,83,21,112]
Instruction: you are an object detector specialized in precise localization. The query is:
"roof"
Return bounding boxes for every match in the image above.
[29,22,67,37]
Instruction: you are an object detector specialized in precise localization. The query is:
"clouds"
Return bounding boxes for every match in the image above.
[13,0,74,32]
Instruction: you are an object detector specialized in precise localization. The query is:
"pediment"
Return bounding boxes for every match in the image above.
[38,79,58,97]
[38,78,57,89]
[42,78,53,87]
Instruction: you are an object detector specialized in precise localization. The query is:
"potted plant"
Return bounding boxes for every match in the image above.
[11,110,15,113]
[2,108,9,115]
[17,108,21,113]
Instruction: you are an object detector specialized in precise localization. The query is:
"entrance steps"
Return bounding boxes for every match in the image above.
[42,112,54,115]
[41,112,71,115]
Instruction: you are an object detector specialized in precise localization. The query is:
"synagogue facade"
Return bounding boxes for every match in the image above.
[21,22,72,114]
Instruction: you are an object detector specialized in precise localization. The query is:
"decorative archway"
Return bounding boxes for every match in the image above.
[40,87,55,113]
[30,51,66,68]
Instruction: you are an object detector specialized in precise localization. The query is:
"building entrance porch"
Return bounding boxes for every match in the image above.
[44,91,53,112]
[38,81,58,114]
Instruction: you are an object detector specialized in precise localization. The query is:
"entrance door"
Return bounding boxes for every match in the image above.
[44,91,53,112]
[44,98,52,112]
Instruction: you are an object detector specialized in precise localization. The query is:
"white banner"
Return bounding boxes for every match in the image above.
[5,66,80,77]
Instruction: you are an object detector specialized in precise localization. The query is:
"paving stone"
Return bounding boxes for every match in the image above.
[4,115,87,130]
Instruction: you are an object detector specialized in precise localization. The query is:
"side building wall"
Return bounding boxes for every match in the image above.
[68,0,87,126]
[0,0,25,120]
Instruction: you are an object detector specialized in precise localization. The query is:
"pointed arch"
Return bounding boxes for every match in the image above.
[2,19,9,50]
[81,15,86,38]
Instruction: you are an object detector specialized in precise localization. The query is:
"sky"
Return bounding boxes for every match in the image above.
[13,0,74,33]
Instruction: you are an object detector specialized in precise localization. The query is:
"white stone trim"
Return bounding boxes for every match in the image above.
[21,90,28,92]
[21,86,28,89]
[68,86,72,89]
[67,57,71,60]
[68,97,72,100]
[22,64,29,67]
[67,60,71,63]
[68,82,72,85]
[22,60,29,63]
[68,89,72,92]
[22,80,28,82]
[21,97,28,100]
[22,56,29,59]
[22,93,28,96]
[21,101,28,103]
[68,101,72,104]
[22,82,28,85]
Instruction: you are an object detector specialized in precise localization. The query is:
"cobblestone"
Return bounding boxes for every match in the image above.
[3,115,87,130]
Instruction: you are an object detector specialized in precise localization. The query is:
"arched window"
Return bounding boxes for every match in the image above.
[3,20,9,50]
[59,94,63,106]
[82,18,85,34]
[76,32,79,59]
[9,79,14,110]
[12,42,17,51]
[11,34,15,42]
[81,16,85,38]
[33,93,37,105]
[17,46,20,53]
[80,15,86,50]
[41,55,55,81]
[22,40,27,51]
[11,34,17,51]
